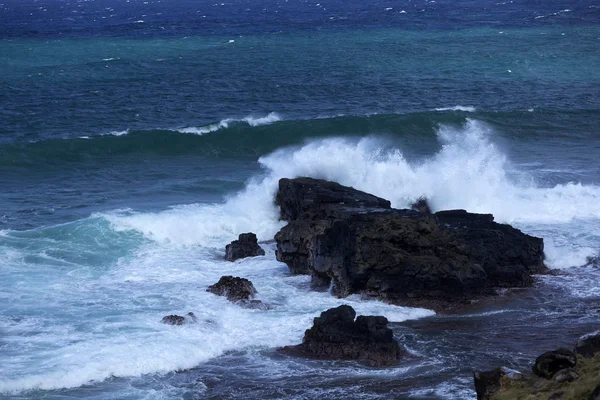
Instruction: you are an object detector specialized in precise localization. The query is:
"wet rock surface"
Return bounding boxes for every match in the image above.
[281,305,403,367]
[225,233,265,261]
[274,177,547,305]
[207,276,256,302]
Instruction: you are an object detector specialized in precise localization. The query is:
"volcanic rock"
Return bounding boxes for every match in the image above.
[225,233,265,261]
[473,368,506,400]
[207,276,256,302]
[281,305,403,367]
[532,348,577,379]
[274,177,547,304]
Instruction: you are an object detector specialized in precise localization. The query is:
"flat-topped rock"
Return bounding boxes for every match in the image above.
[281,305,403,367]
[276,177,391,222]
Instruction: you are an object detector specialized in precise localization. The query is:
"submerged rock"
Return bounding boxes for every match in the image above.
[274,177,547,305]
[532,348,577,379]
[281,305,403,367]
[207,276,256,302]
[161,312,197,325]
[225,233,265,261]
[473,368,506,400]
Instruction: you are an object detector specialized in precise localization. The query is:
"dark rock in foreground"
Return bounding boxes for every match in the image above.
[473,368,506,400]
[207,276,256,302]
[281,305,403,367]
[225,233,265,261]
[532,348,577,379]
[477,334,600,399]
[161,312,197,325]
[274,177,547,304]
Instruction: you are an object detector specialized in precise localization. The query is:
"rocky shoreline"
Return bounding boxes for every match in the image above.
[162,177,596,398]
[475,334,600,400]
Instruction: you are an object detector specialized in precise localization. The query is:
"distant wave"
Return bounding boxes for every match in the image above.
[2,109,597,167]
[434,106,476,112]
[177,112,281,135]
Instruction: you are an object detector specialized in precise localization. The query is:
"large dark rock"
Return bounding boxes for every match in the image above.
[282,305,403,366]
[274,178,547,304]
[532,348,577,379]
[225,233,265,261]
[207,276,256,302]
[473,368,506,400]
[575,334,600,358]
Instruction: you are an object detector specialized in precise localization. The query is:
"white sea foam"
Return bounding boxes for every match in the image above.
[107,119,600,264]
[3,118,600,394]
[0,241,432,394]
[434,105,476,112]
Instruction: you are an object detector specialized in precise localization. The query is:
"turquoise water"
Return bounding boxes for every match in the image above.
[2,1,600,398]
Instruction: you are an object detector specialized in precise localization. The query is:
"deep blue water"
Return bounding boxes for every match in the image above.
[1,1,600,399]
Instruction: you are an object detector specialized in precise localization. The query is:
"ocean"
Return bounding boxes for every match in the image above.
[1,0,600,398]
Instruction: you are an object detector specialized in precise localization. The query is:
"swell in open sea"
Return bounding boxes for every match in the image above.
[2,0,600,398]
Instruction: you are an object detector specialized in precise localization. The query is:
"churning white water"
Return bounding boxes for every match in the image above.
[1,119,599,395]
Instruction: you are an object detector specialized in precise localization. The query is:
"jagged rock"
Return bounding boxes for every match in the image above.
[410,197,432,214]
[575,334,600,358]
[532,348,577,379]
[553,368,579,383]
[281,305,403,367]
[275,177,390,276]
[473,368,506,400]
[161,312,197,325]
[274,177,547,304]
[225,233,265,261]
[207,276,256,302]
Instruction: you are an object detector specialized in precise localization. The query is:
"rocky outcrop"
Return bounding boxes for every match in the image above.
[476,334,600,400]
[225,233,265,261]
[161,312,197,325]
[532,348,577,379]
[281,305,403,367]
[206,276,270,309]
[473,368,506,400]
[207,276,256,301]
[274,177,547,304]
